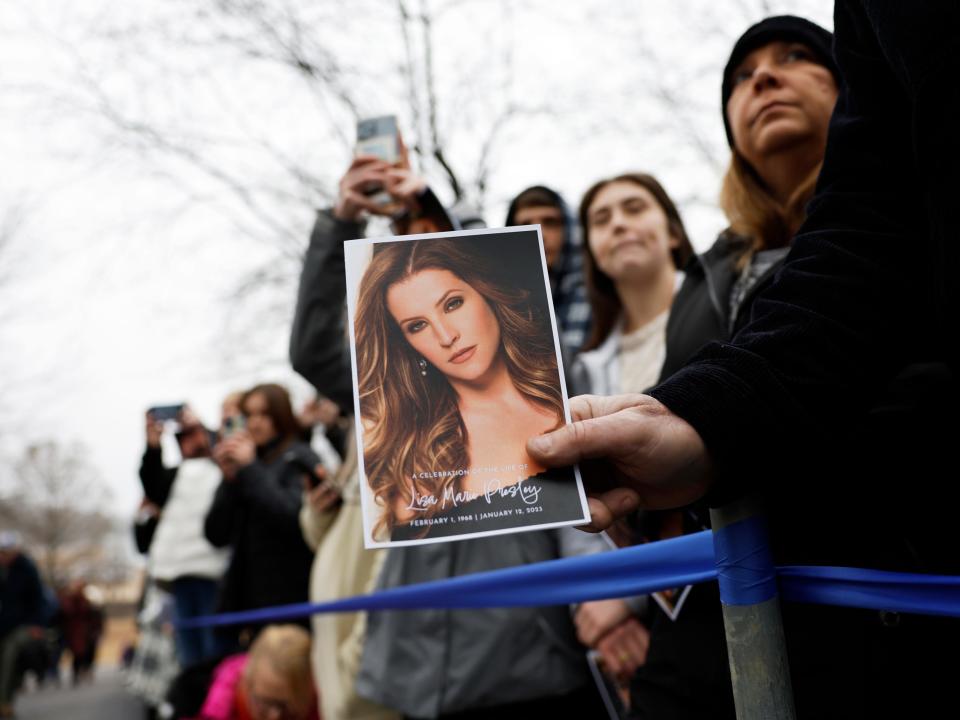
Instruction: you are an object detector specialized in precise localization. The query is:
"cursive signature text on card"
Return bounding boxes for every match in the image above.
[404,476,543,512]
[484,477,542,506]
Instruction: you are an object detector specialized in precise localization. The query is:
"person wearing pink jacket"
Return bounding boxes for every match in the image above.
[193,625,320,720]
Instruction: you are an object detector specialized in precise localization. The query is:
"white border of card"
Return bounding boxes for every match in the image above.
[344,226,590,548]
[600,532,693,621]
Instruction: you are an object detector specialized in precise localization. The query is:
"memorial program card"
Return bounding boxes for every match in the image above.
[344,226,590,547]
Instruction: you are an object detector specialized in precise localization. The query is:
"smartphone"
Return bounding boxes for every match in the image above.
[148,404,184,422]
[356,115,399,164]
[222,415,245,438]
[356,115,399,205]
[283,447,325,489]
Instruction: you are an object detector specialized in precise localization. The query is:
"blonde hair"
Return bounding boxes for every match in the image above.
[355,238,564,538]
[719,153,821,269]
[245,625,314,704]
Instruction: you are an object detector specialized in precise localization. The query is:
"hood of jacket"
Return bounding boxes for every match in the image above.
[505,185,591,354]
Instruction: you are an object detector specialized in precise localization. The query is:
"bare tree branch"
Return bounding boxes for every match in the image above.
[418,0,464,199]
[4,441,114,586]
[396,0,427,164]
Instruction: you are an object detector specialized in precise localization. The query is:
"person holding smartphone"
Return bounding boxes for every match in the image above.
[291,124,610,720]
[138,403,230,667]
[291,126,452,720]
[204,384,316,646]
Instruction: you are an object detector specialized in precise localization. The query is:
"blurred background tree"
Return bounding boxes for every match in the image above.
[0,440,123,586]
[0,0,831,524]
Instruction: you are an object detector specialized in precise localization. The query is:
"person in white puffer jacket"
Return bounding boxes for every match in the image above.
[141,401,233,666]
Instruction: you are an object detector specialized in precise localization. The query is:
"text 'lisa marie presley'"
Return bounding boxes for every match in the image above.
[405,476,544,513]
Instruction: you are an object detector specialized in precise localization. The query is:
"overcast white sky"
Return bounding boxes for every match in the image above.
[0,0,833,521]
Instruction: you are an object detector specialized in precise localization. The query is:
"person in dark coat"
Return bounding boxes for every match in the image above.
[0,534,46,719]
[205,383,316,645]
[529,3,960,718]
[290,153,609,719]
[505,185,592,356]
[601,16,839,719]
[58,580,103,685]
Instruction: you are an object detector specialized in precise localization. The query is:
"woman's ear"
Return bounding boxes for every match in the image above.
[667,224,682,249]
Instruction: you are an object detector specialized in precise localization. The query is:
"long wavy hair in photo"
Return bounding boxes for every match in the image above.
[354,237,563,538]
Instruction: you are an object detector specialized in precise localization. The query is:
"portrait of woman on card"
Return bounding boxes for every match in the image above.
[350,230,587,544]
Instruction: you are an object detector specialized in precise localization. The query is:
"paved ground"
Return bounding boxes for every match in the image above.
[14,667,147,720]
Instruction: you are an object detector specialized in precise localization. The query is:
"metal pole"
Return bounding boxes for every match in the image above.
[710,497,796,720]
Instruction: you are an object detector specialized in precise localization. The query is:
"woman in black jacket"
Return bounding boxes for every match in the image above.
[205,383,315,643]
[628,16,840,720]
[661,15,839,380]
[531,5,960,718]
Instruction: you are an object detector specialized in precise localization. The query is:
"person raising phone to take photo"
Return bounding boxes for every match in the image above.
[290,131,611,719]
[204,384,316,647]
[291,133,474,720]
[139,403,229,667]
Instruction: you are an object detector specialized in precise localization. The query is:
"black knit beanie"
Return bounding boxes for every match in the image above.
[721,15,838,146]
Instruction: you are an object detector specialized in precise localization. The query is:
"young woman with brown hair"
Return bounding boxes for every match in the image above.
[566,173,694,693]
[204,383,316,645]
[571,173,694,399]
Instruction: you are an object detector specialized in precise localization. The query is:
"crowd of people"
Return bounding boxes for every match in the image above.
[0,532,105,718]
[120,4,958,720]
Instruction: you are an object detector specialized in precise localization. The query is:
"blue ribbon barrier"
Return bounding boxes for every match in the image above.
[180,528,960,629]
[180,531,716,628]
[778,566,960,618]
[713,515,778,606]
